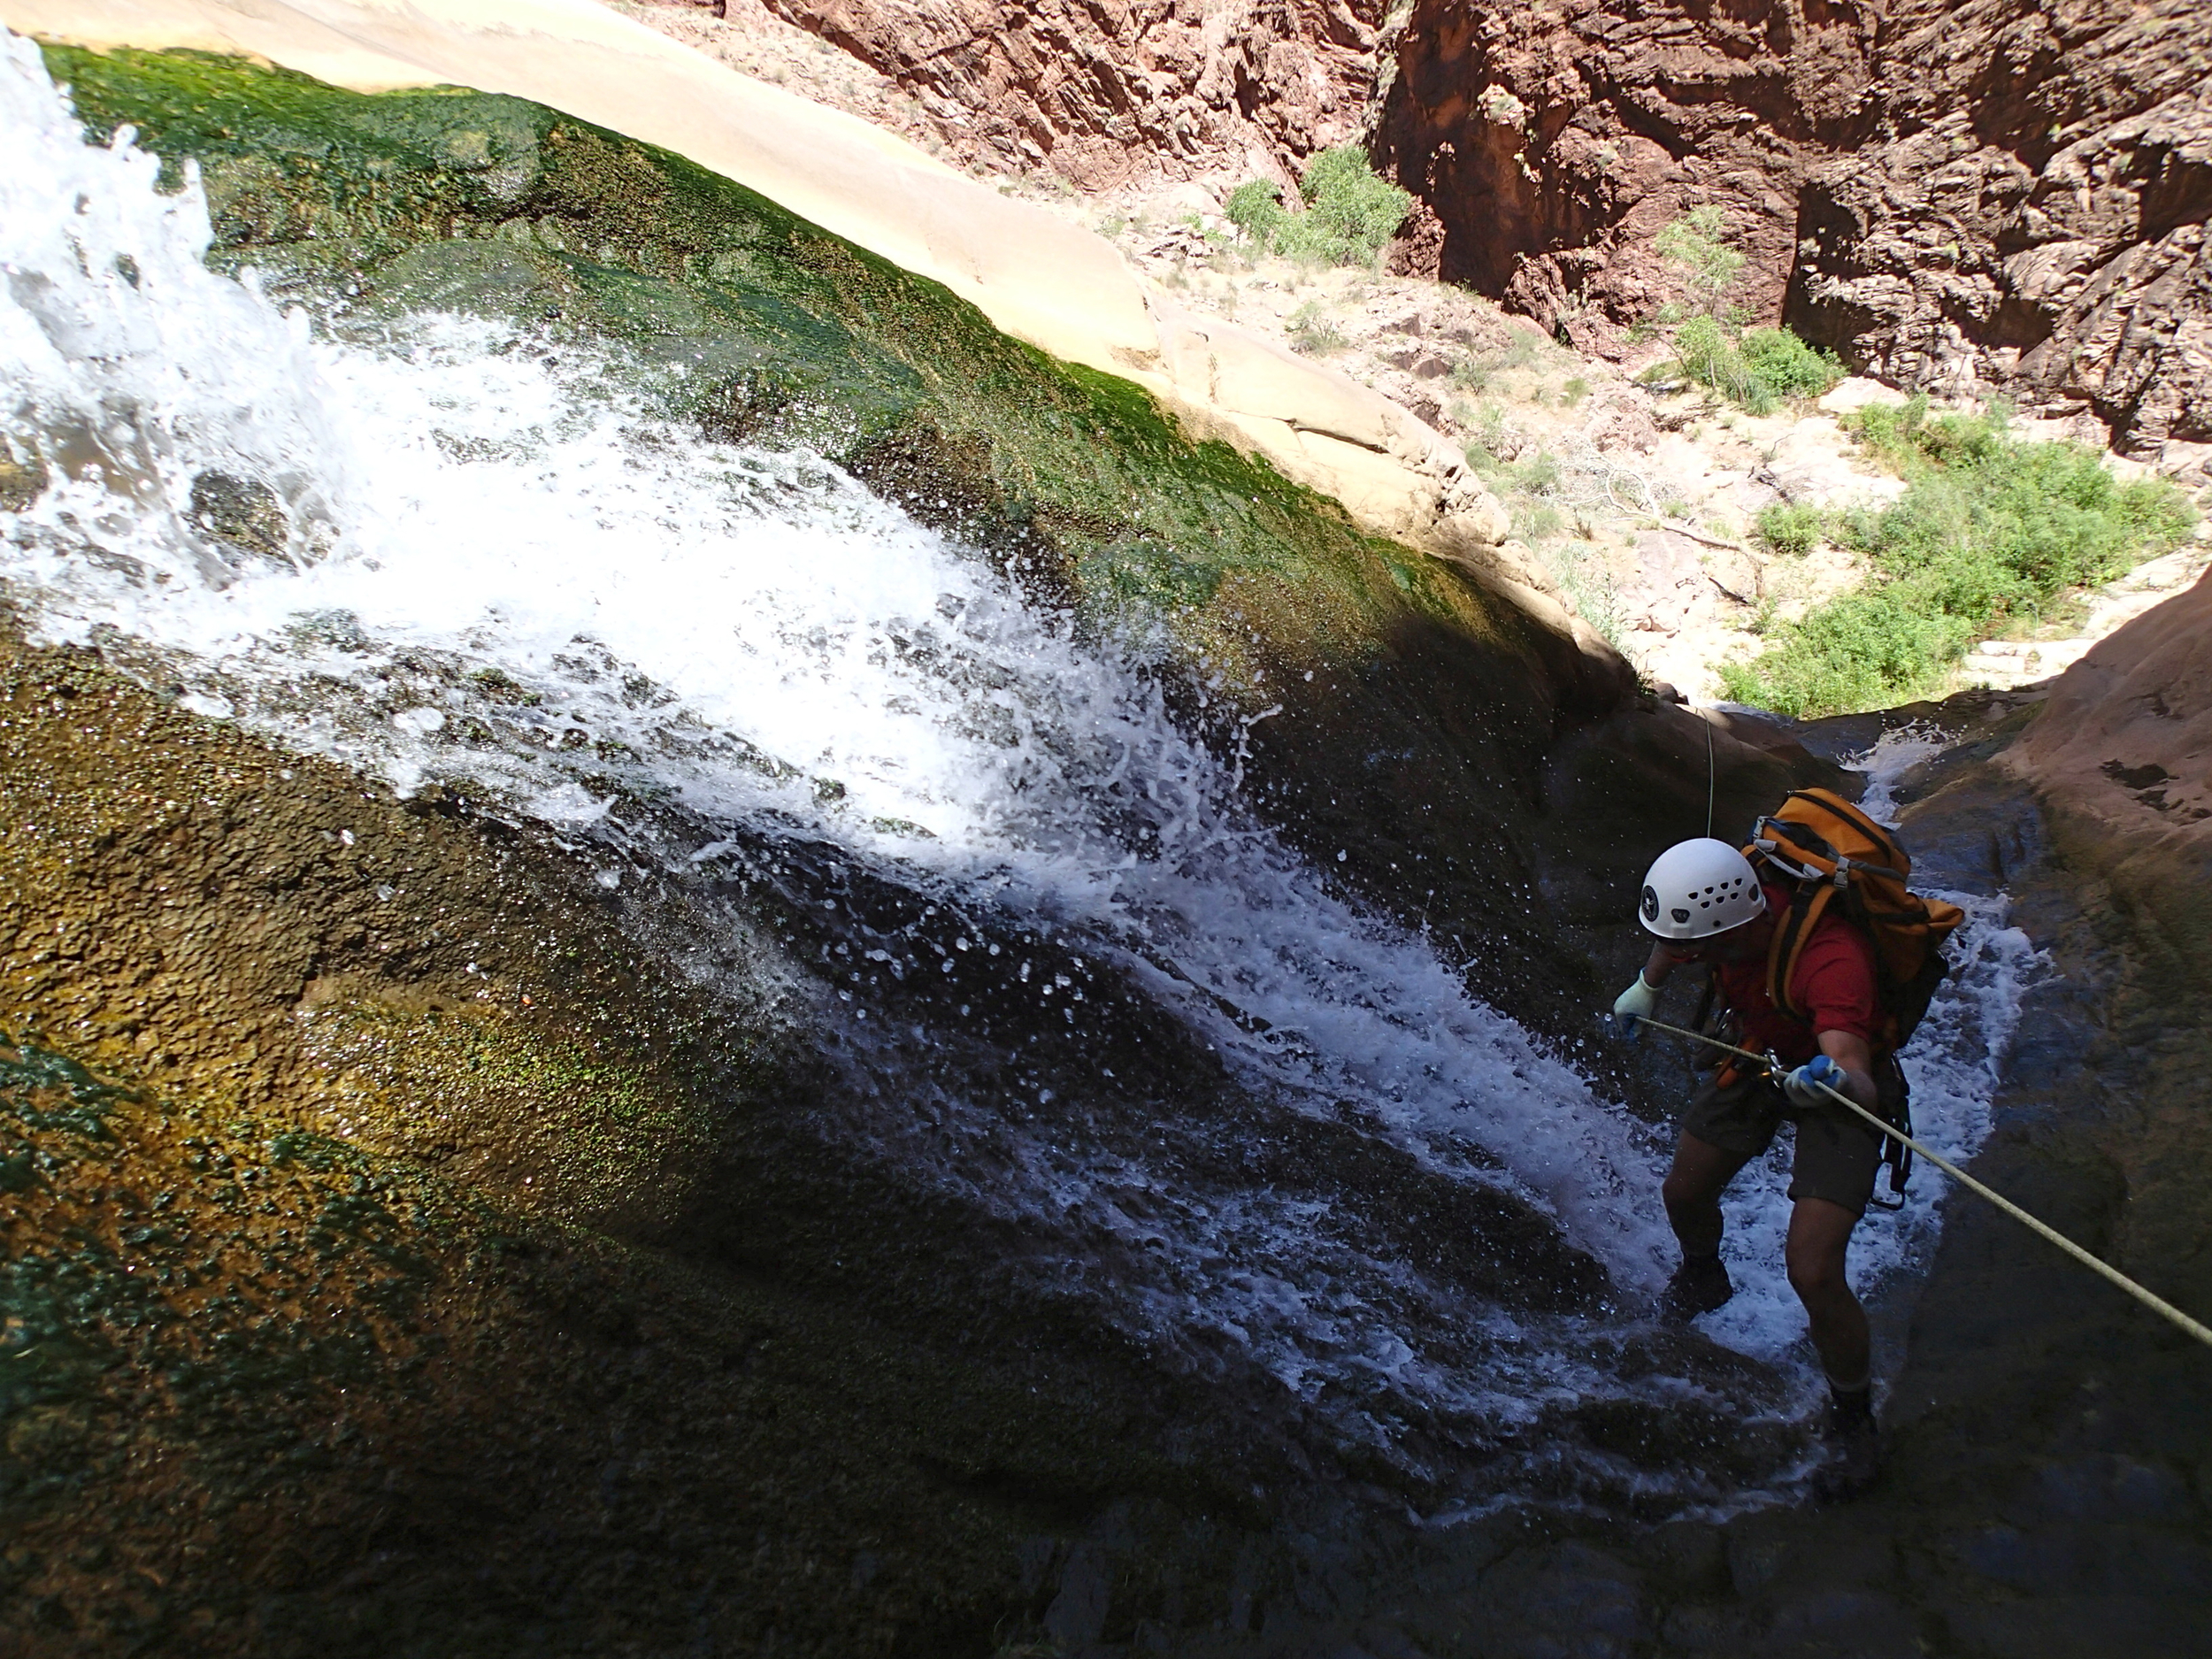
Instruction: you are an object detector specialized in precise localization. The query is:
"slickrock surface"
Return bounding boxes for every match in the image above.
[1373,0,2212,471]
[2005,561,2212,843]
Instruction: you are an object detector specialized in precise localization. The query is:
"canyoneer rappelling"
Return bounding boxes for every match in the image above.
[1610,790,1964,1500]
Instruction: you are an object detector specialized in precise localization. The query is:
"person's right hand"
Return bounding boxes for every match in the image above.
[1611,973,1659,1039]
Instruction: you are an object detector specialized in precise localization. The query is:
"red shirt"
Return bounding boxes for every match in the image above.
[1714,883,1880,1064]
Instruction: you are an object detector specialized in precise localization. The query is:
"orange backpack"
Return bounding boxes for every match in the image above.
[1743,788,1966,1054]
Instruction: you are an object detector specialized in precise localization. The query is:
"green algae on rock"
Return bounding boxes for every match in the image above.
[0,625,1294,1654]
[44,43,1536,684]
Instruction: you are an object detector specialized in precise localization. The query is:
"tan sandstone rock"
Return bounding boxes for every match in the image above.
[2002,565,2212,849]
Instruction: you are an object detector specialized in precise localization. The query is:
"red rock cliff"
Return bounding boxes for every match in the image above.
[1372,0,2211,464]
[747,0,1388,191]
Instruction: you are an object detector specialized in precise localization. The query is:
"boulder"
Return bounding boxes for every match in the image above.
[2002,563,2212,869]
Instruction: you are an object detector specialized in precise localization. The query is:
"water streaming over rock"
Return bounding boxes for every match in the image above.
[0,35,2039,1516]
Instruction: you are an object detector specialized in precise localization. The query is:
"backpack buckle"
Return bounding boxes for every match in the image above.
[1832,855,1852,890]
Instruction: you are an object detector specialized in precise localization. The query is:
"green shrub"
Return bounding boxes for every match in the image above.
[1512,448,1561,495]
[1720,419,2196,715]
[1225,179,1287,248]
[1656,316,1843,415]
[1229,147,1414,267]
[1513,501,1566,542]
[1654,206,1745,317]
[1640,207,1841,412]
[1739,327,1845,400]
[1755,501,1825,558]
[1717,584,1976,715]
[1286,299,1347,356]
[1292,146,1414,265]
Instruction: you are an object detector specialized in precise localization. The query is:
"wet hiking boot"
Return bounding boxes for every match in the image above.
[1657,1254,1732,1323]
[1813,1386,1880,1502]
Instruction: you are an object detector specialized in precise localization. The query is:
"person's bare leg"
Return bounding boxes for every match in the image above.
[1784,1197,1869,1382]
[1657,1133,1753,1318]
[1788,1195,1879,1496]
[1661,1133,1750,1259]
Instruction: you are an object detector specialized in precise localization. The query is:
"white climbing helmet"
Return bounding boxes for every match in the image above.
[1638,838,1767,940]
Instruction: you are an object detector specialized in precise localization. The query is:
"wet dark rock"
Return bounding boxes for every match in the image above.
[0,450,48,512]
[186,469,288,561]
[1159,725,2212,1658]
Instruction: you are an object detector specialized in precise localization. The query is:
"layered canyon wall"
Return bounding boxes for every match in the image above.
[680,0,1389,191]
[656,0,2209,463]
[1372,0,2211,463]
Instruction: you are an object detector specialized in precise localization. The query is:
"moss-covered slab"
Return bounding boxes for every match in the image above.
[46,44,1517,682]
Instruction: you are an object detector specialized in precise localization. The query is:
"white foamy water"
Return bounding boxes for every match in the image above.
[0,34,2032,1500]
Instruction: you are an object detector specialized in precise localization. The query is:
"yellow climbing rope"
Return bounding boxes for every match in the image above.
[1631,1014,2212,1350]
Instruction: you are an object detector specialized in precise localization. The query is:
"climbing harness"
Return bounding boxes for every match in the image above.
[1627,1012,2212,1349]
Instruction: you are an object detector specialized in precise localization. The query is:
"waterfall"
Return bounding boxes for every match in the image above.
[0,32,2036,1512]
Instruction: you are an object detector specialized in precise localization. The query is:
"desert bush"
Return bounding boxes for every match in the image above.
[1755,501,1825,559]
[1654,206,1744,318]
[1656,316,1843,414]
[1225,149,1412,267]
[1640,209,1842,411]
[1286,299,1348,355]
[1225,179,1287,248]
[1739,327,1845,400]
[1283,147,1415,265]
[1720,416,2195,715]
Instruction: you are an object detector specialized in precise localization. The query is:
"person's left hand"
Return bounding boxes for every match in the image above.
[1781,1053,1845,1108]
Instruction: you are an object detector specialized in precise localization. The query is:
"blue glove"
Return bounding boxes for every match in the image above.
[1611,974,1659,1040]
[1782,1053,1846,1108]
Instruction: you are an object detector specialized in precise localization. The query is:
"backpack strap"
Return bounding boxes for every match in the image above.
[1765,881,1831,1024]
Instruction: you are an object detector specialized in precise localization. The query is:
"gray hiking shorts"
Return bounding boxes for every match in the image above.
[1678,1067,1891,1218]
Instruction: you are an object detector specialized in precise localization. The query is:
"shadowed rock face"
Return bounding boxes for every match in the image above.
[1373,0,2211,465]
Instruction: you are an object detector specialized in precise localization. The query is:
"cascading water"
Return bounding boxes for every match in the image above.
[0,33,2039,1516]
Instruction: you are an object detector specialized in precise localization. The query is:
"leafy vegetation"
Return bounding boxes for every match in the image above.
[1657,315,1844,416]
[1637,210,1844,414]
[1225,178,1288,247]
[1225,147,1413,268]
[1286,298,1348,356]
[1652,206,1744,318]
[1754,500,1825,560]
[1719,400,2196,715]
